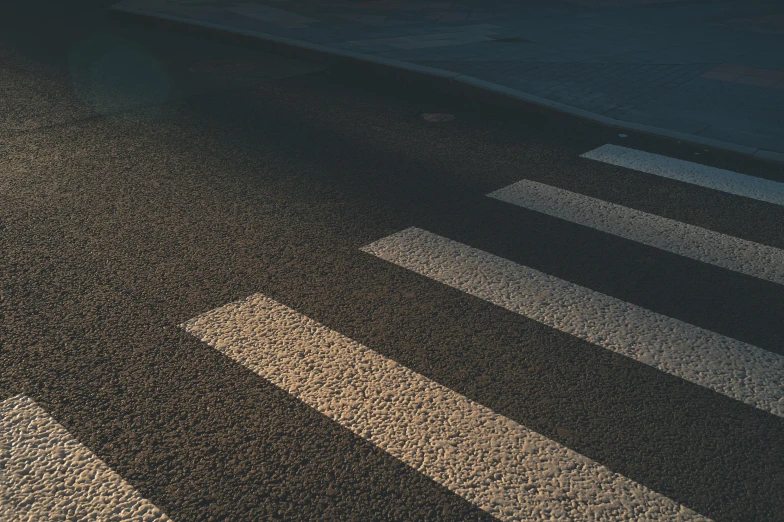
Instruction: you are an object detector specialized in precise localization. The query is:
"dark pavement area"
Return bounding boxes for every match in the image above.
[110,0,784,161]
[1,1,783,521]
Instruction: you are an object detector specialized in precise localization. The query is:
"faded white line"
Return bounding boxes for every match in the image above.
[361,227,784,418]
[581,144,784,207]
[0,395,171,522]
[181,293,710,522]
[487,179,784,285]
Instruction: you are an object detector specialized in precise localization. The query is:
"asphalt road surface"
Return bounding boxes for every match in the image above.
[1,1,783,521]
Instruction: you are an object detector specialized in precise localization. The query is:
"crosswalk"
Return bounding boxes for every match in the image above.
[487,178,784,285]
[0,395,170,522]
[175,144,781,520]
[361,227,783,418]
[581,144,784,207]
[4,143,781,520]
[181,294,708,522]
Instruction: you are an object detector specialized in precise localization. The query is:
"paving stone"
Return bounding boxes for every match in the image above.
[110,0,784,155]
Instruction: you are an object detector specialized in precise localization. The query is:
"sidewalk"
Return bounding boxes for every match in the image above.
[111,0,784,163]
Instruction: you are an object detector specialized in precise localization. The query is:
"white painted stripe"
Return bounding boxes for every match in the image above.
[361,228,784,418]
[181,293,710,522]
[581,144,784,207]
[487,179,784,286]
[0,395,171,521]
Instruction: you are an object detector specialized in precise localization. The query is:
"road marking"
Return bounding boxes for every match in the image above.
[361,227,784,418]
[0,395,171,522]
[487,178,784,285]
[581,144,784,207]
[181,293,709,522]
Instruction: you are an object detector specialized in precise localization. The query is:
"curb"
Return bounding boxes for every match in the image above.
[111,4,784,167]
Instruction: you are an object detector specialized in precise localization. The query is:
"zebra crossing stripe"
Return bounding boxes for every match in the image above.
[0,395,171,522]
[361,227,784,418]
[487,178,784,285]
[181,293,710,521]
[581,144,784,207]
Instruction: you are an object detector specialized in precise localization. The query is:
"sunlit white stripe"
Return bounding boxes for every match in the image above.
[0,395,170,522]
[581,144,784,207]
[361,227,784,417]
[181,293,710,522]
[487,178,784,285]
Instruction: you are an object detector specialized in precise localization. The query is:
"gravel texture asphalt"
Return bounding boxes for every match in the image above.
[1,1,783,521]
